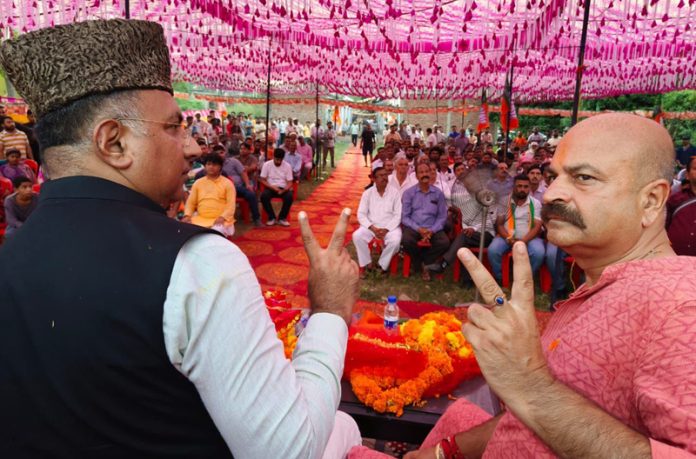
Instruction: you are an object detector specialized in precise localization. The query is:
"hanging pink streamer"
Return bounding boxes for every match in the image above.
[0,0,694,101]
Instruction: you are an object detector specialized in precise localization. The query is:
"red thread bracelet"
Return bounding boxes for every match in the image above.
[441,435,466,459]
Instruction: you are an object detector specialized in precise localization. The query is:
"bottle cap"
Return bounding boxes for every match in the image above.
[387,295,397,303]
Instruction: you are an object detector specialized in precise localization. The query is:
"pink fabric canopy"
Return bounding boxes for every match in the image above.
[2,0,695,101]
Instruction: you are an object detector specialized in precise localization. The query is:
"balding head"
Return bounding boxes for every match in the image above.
[561,113,674,187]
[543,113,675,272]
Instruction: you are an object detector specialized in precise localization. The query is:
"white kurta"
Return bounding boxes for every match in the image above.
[162,234,360,458]
[433,170,456,206]
[353,186,402,270]
[387,172,418,197]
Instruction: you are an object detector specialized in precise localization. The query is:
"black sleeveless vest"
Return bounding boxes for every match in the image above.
[0,176,232,458]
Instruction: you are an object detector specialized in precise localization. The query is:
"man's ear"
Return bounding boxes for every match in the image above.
[640,179,671,227]
[92,119,133,170]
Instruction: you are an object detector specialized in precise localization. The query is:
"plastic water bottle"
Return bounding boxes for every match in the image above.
[384,296,399,331]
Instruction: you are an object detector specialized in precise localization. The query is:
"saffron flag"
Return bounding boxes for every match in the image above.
[477,89,489,132]
[332,105,341,126]
[652,105,664,125]
[500,72,519,132]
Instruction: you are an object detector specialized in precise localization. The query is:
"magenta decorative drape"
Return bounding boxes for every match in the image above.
[1,0,694,101]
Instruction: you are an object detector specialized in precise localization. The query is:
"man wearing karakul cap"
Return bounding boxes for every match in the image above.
[0,19,362,458]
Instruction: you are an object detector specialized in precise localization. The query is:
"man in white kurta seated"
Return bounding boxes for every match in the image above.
[388,155,418,197]
[352,166,402,277]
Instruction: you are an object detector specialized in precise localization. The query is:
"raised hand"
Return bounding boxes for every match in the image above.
[299,208,360,326]
[457,242,550,412]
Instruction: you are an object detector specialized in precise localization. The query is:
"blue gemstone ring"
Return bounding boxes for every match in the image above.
[494,295,506,306]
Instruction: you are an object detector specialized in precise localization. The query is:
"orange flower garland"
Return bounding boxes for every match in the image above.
[349,312,478,416]
[264,291,480,417]
[264,289,302,359]
[276,314,300,359]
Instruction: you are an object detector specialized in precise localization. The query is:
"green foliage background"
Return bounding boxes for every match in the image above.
[489,90,695,144]
[173,81,265,116]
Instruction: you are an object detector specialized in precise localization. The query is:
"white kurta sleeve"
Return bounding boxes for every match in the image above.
[386,191,402,232]
[356,190,372,229]
[162,234,348,459]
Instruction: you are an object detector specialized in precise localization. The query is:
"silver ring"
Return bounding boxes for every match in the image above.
[493,295,506,306]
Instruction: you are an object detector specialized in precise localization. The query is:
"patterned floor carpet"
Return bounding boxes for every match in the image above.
[235,145,554,332]
[235,145,385,311]
[234,146,553,457]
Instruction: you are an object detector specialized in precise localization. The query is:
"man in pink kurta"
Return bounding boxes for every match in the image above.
[297,135,314,180]
[484,256,696,457]
[352,256,696,458]
[352,114,696,459]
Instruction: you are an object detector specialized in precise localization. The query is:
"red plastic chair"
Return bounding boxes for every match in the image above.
[301,164,315,182]
[367,238,399,276]
[24,159,39,175]
[448,206,462,241]
[260,181,298,222]
[400,251,444,280]
[0,177,13,196]
[501,252,513,289]
[539,264,552,293]
[221,176,251,223]
[453,247,493,282]
[401,252,412,278]
[235,198,251,223]
[501,252,552,293]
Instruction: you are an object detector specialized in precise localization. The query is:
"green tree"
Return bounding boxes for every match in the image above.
[662,91,696,143]
[0,68,7,97]
[172,81,195,93]
[510,91,694,143]
[175,98,208,111]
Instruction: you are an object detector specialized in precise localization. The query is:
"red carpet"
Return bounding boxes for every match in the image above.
[235,145,373,310]
[235,146,552,328]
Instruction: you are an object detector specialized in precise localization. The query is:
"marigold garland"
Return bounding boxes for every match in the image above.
[264,291,480,417]
[349,312,478,416]
[276,314,300,359]
[264,289,301,359]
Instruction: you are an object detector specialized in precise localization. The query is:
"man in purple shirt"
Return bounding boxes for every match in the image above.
[3,176,38,238]
[401,162,450,281]
[0,148,35,183]
[454,128,469,155]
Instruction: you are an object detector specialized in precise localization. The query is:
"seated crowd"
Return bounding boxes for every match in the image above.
[351,122,695,304]
[2,110,694,280]
[165,112,328,234]
[0,106,41,241]
[4,19,695,459]
[0,108,325,241]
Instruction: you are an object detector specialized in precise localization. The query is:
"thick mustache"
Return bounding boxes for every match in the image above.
[541,202,587,229]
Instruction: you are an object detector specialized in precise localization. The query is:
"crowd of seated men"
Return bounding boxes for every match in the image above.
[0,106,41,242]
[350,122,695,305]
[165,111,324,234]
[1,108,693,273]
[0,109,320,242]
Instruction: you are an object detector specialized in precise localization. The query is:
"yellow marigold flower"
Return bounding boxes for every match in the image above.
[417,320,437,346]
[458,346,472,358]
[445,332,461,350]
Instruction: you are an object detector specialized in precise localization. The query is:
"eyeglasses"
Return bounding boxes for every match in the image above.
[115,117,193,147]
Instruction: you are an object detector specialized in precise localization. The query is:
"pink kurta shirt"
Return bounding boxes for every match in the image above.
[297,144,313,164]
[483,256,696,457]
